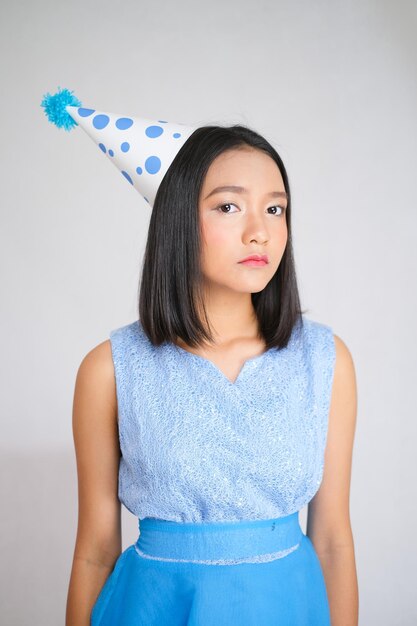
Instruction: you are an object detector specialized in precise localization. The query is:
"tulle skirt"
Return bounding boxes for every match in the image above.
[90,511,330,625]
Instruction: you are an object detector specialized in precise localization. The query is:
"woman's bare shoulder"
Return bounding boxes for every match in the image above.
[74,339,117,422]
[79,338,114,374]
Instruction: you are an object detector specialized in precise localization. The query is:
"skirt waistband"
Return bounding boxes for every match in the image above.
[135,512,303,565]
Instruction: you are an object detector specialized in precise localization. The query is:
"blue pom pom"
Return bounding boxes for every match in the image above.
[40,87,82,131]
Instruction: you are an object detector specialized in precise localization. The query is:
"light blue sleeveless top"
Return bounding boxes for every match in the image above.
[109,315,336,523]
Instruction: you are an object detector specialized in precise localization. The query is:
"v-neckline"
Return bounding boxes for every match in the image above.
[169,341,272,386]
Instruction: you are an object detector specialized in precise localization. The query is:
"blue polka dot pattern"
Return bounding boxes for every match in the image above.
[98,143,106,153]
[136,166,143,175]
[173,133,181,138]
[121,171,133,185]
[145,125,164,138]
[109,149,114,157]
[93,114,110,129]
[121,142,130,152]
[116,117,134,130]
[145,156,161,175]
[78,108,95,117]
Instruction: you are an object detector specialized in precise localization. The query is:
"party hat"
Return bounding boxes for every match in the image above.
[41,87,197,206]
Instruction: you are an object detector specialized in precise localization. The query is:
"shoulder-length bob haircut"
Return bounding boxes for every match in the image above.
[138,124,305,351]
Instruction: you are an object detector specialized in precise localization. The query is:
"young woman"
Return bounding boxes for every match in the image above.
[66,125,358,625]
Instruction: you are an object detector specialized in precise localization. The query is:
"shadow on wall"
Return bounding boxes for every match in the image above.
[0,447,138,626]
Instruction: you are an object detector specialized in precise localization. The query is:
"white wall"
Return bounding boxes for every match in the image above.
[1,0,416,623]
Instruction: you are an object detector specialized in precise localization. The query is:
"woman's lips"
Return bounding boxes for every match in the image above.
[238,254,269,266]
[238,259,268,267]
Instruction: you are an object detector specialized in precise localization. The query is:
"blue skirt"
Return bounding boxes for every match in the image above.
[90,511,330,625]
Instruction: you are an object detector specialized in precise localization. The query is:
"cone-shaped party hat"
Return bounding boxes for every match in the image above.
[41,87,197,207]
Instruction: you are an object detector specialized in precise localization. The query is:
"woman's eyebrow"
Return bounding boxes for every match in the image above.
[204,185,288,200]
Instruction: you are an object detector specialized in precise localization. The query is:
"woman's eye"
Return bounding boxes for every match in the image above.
[268,205,286,216]
[215,203,239,214]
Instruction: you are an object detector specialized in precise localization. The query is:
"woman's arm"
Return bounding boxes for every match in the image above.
[66,340,121,626]
[307,334,359,626]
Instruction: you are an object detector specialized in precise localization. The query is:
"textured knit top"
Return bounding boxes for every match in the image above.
[109,315,336,523]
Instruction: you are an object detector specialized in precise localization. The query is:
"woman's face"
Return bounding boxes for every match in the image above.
[198,147,288,295]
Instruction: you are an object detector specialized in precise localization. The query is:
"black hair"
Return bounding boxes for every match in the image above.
[138,124,305,351]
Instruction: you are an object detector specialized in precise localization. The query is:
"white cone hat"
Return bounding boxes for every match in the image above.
[41,88,197,207]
